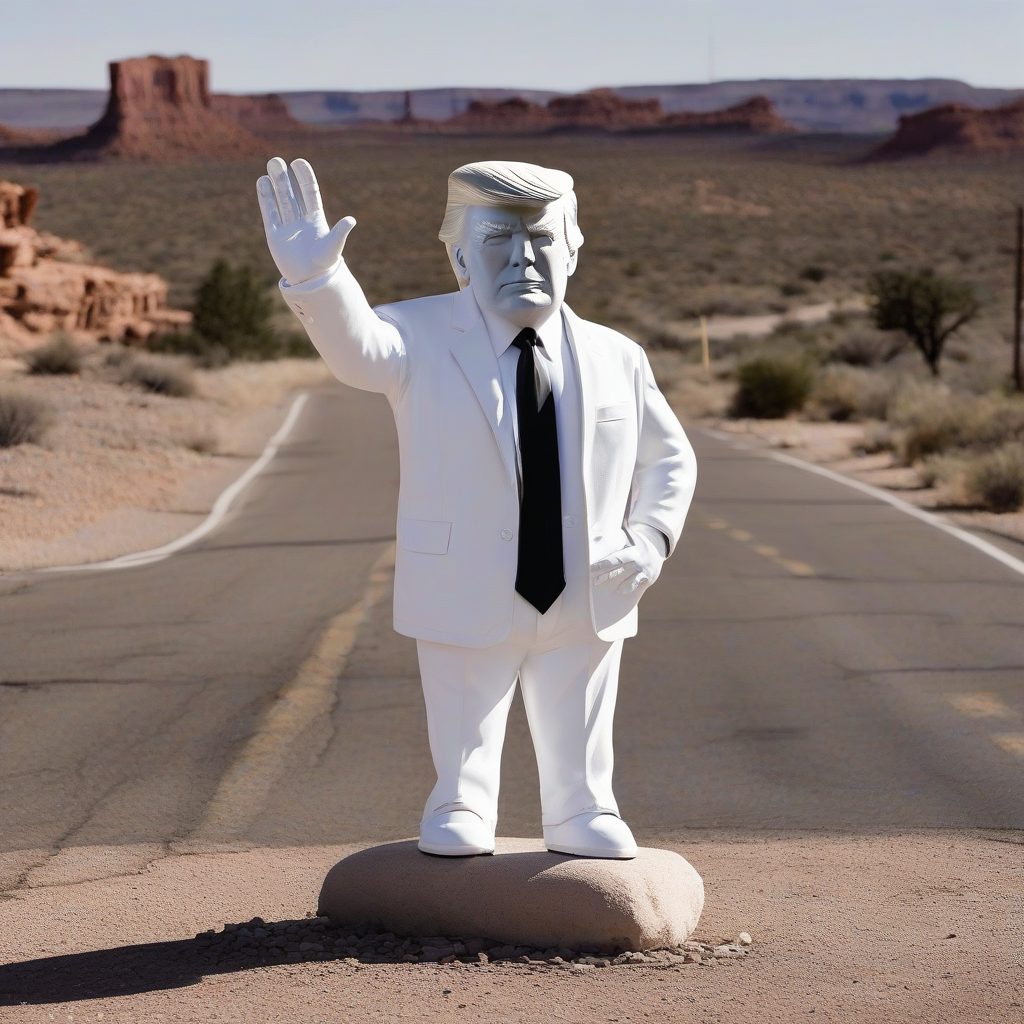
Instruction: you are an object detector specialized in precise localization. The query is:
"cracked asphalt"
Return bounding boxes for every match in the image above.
[1,383,1023,878]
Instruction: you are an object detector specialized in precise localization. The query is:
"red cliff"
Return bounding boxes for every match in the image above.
[871,98,1024,159]
[49,55,266,161]
[0,180,190,354]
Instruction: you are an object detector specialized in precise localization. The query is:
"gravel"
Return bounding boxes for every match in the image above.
[192,917,755,971]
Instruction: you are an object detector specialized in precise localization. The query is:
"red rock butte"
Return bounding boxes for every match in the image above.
[441,90,795,135]
[48,55,267,162]
[871,97,1024,159]
[0,179,190,355]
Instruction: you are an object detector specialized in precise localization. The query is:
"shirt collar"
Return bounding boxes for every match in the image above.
[481,306,563,362]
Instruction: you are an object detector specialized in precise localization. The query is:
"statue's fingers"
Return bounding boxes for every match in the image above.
[256,176,282,234]
[317,216,356,266]
[267,157,300,224]
[290,159,324,221]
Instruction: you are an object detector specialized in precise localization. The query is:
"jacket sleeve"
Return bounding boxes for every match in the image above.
[628,348,698,555]
[279,259,406,402]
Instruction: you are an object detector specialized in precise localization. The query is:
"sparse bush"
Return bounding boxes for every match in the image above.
[800,266,827,283]
[964,444,1024,512]
[918,453,967,489]
[25,334,81,375]
[191,259,279,360]
[868,268,979,377]
[809,366,892,422]
[731,353,814,419]
[829,329,904,367]
[857,422,895,454]
[119,355,196,397]
[888,385,968,462]
[0,390,54,447]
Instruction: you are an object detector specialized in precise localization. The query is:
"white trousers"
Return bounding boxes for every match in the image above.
[417,593,624,830]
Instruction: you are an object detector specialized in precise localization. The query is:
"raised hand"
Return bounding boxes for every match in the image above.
[256,158,356,286]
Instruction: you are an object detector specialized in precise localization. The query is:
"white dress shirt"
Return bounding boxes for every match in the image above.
[480,308,593,639]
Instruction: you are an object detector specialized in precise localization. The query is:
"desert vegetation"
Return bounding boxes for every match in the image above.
[0,390,53,447]
[4,132,1024,519]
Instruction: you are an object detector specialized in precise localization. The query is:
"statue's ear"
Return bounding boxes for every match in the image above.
[566,246,579,278]
[451,244,470,287]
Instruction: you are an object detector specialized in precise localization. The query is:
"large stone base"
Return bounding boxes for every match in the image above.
[318,838,704,952]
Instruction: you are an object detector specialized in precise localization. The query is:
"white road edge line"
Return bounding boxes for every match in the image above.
[764,446,1024,581]
[41,392,310,575]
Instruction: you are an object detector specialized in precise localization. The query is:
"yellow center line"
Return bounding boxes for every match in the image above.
[992,734,1024,758]
[189,543,397,843]
[705,517,816,578]
[947,693,1013,718]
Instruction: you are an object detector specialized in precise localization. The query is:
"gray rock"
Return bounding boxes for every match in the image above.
[318,838,704,952]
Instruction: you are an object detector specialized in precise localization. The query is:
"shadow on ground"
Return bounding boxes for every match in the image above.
[0,916,725,1005]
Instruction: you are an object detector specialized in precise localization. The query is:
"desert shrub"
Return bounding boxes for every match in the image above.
[800,266,827,283]
[25,333,81,375]
[918,453,967,489]
[731,353,814,418]
[191,259,279,360]
[829,328,905,367]
[888,385,969,462]
[868,268,979,376]
[964,444,1024,512]
[857,422,895,454]
[146,331,231,368]
[809,366,891,422]
[888,386,1024,463]
[119,355,195,397]
[0,390,54,447]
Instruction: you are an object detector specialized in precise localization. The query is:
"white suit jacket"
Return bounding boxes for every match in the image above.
[281,261,697,648]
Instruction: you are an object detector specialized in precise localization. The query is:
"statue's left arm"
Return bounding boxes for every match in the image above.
[591,349,697,596]
[629,348,698,556]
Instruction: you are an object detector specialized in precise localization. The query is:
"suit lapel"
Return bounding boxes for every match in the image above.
[449,290,518,489]
[562,304,595,481]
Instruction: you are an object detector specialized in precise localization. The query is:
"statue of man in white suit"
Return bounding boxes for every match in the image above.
[257,157,696,859]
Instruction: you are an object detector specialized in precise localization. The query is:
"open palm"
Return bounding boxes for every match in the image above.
[256,157,356,285]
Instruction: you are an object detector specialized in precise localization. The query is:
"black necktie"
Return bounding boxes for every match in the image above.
[511,328,565,614]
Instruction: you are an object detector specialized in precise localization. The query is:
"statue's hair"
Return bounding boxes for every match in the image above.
[438,160,584,257]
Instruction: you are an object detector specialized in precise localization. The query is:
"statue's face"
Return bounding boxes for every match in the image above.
[457,204,573,329]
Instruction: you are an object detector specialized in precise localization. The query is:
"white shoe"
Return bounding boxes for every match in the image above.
[544,812,638,859]
[418,809,495,856]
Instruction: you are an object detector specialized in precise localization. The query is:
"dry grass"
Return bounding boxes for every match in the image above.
[0,390,54,447]
[25,334,83,376]
[6,133,1024,351]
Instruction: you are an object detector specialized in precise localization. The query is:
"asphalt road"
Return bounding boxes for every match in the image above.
[1,383,1022,872]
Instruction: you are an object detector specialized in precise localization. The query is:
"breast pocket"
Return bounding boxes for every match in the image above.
[596,401,632,422]
[399,518,452,555]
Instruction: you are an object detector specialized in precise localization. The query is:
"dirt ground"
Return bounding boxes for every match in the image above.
[0,833,1020,1023]
[0,353,332,572]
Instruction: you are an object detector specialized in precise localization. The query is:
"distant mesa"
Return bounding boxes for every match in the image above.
[442,89,795,135]
[871,97,1024,159]
[0,179,190,355]
[210,92,304,135]
[43,55,269,162]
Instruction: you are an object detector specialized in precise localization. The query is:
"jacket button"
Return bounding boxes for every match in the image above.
[500,529,513,541]
[563,516,576,528]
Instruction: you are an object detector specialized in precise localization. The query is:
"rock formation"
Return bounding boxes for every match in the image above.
[209,92,304,135]
[0,180,190,355]
[46,55,266,162]
[548,89,664,129]
[657,96,797,134]
[871,97,1024,159]
[441,90,794,135]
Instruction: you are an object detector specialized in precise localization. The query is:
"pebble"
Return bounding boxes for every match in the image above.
[190,920,757,971]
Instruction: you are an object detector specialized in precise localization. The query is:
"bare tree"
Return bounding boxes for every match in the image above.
[868,268,979,377]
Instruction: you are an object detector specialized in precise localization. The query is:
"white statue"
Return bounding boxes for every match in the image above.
[257,158,696,858]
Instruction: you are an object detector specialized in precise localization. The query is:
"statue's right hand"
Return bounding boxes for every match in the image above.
[257,158,356,286]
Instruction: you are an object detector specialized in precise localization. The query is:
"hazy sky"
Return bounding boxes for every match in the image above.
[3,1,1022,92]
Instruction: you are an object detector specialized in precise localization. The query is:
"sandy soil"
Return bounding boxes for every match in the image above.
[0,833,1019,1022]
[708,416,1024,548]
[0,352,332,572]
